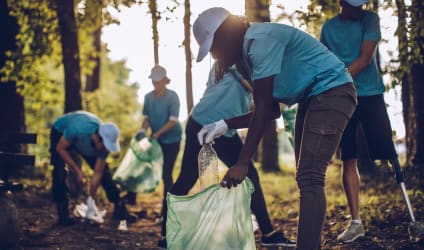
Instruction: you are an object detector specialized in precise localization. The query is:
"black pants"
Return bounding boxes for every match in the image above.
[161,116,273,236]
[158,141,181,215]
[50,127,120,205]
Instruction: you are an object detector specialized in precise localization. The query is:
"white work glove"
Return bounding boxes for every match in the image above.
[197,119,228,145]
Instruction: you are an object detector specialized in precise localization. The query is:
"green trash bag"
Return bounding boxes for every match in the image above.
[166,178,256,250]
[113,136,163,193]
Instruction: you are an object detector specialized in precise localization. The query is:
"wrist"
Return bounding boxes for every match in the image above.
[218,119,228,129]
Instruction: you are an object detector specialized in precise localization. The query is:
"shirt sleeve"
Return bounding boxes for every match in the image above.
[63,129,76,144]
[363,12,381,42]
[168,92,180,119]
[98,152,109,160]
[245,35,286,81]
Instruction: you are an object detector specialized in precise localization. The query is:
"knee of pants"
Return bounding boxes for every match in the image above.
[296,166,326,190]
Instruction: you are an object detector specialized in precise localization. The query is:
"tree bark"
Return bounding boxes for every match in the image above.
[395,0,415,165]
[184,0,193,114]
[410,0,424,165]
[0,0,25,141]
[85,1,102,92]
[149,0,159,65]
[55,0,82,113]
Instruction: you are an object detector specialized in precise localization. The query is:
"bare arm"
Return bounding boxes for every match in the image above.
[238,76,278,165]
[348,40,378,77]
[141,117,150,130]
[89,158,106,198]
[152,119,177,139]
[56,136,84,184]
[222,76,279,187]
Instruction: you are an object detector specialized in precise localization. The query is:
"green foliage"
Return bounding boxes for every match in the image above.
[2,0,62,98]
[83,46,141,168]
[294,0,339,38]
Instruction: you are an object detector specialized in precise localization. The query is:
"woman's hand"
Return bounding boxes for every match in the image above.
[221,162,248,188]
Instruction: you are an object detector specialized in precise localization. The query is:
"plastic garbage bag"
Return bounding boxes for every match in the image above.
[113,136,163,193]
[166,178,256,250]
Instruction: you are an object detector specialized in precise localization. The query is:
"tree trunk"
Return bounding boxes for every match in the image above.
[0,0,25,141]
[149,0,159,65]
[395,0,415,165]
[245,0,279,172]
[85,1,102,92]
[55,0,82,113]
[184,0,193,114]
[410,64,424,165]
[410,0,424,166]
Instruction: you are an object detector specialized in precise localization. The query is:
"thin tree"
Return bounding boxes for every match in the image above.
[149,0,159,64]
[84,0,103,92]
[183,0,193,113]
[54,0,83,112]
[395,0,415,164]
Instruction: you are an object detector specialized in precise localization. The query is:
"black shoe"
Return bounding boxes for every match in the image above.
[57,216,75,226]
[112,203,137,223]
[122,192,137,205]
[157,238,166,249]
[260,231,296,247]
[56,201,75,226]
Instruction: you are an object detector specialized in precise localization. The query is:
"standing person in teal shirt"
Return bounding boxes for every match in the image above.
[193,7,357,249]
[320,0,399,243]
[50,111,136,225]
[157,63,295,249]
[130,65,182,212]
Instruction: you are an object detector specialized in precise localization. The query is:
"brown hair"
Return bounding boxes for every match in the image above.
[212,15,249,82]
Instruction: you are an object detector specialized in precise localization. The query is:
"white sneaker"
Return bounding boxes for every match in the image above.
[86,196,104,224]
[337,222,365,243]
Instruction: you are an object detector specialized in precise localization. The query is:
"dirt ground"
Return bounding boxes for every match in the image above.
[2,171,424,250]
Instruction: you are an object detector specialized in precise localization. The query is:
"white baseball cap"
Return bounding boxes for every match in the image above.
[99,122,120,152]
[149,65,170,82]
[342,0,370,7]
[193,7,230,62]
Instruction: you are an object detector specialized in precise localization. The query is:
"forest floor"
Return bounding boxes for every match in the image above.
[3,162,424,250]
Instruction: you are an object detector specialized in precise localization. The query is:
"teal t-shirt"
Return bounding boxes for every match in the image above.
[320,10,384,96]
[191,63,252,137]
[143,89,182,144]
[240,23,352,105]
[53,111,108,159]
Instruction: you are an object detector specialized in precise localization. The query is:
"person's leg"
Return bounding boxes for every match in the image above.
[158,140,180,234]
[340,108,361,222]
[342,159,361,219]
[160,116,202,238]
[83,156,120,204]
[159,141,180,197]
[83,156,135,221]
[50,127,74,225]
[294,102,307,166]
[296,83,357,250]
